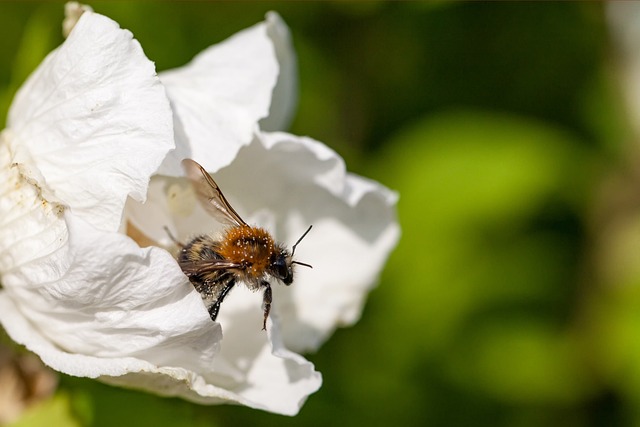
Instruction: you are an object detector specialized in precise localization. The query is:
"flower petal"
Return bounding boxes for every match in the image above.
[210,131,400,352]
[1,197,319,415]
[157,14,280,176]
[7,11,173,233]
[1,208,219,373]
[259,12,298,133]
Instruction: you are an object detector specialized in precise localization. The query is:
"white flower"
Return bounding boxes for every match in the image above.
[0,6,399,416]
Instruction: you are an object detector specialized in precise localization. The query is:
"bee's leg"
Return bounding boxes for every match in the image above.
[163,226,184,247]
[207,278,236,322]
[261,282,272,331]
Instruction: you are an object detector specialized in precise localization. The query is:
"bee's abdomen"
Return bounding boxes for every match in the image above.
[178,235,225,285]
[179,235,222,264]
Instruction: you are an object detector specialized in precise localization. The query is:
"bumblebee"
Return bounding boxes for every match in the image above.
[177,159,312,330]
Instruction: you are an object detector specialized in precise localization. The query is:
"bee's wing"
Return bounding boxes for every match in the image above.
[179,259,243,277]
[182,159,247,227]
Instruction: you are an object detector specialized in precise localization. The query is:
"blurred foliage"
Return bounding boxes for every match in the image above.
[3,1,640,426]
[10,394,81,427]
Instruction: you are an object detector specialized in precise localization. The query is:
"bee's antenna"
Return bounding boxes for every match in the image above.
[292,260,313,269]
[291,225,312,257]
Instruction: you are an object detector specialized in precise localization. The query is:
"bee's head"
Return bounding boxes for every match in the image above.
[270,250,294,285]
[270,225,313,285]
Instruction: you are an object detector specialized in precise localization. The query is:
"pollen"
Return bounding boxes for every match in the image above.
[218,225,276,278]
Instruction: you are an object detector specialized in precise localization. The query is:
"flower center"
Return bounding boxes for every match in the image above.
[166,181,196,218]
[123,178,197,250]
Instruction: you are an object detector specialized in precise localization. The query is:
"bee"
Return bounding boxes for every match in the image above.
[176,159,312,330]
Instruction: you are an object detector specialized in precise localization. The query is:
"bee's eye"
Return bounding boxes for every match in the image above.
[271,255,291,284]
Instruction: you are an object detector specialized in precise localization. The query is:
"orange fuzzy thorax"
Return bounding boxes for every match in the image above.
[218,226,276,280]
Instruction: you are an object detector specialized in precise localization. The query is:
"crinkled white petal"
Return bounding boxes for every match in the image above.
[259,12,298,133]
[157,13,281,176]
[7,11,173,233]
[0,116,220,373]
[102,316,320,415]
[0,135,69,297]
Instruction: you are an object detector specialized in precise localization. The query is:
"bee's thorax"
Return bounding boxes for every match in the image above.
[218,226,276,280]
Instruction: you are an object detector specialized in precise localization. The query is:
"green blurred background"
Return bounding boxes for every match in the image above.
[3,2,640,426]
